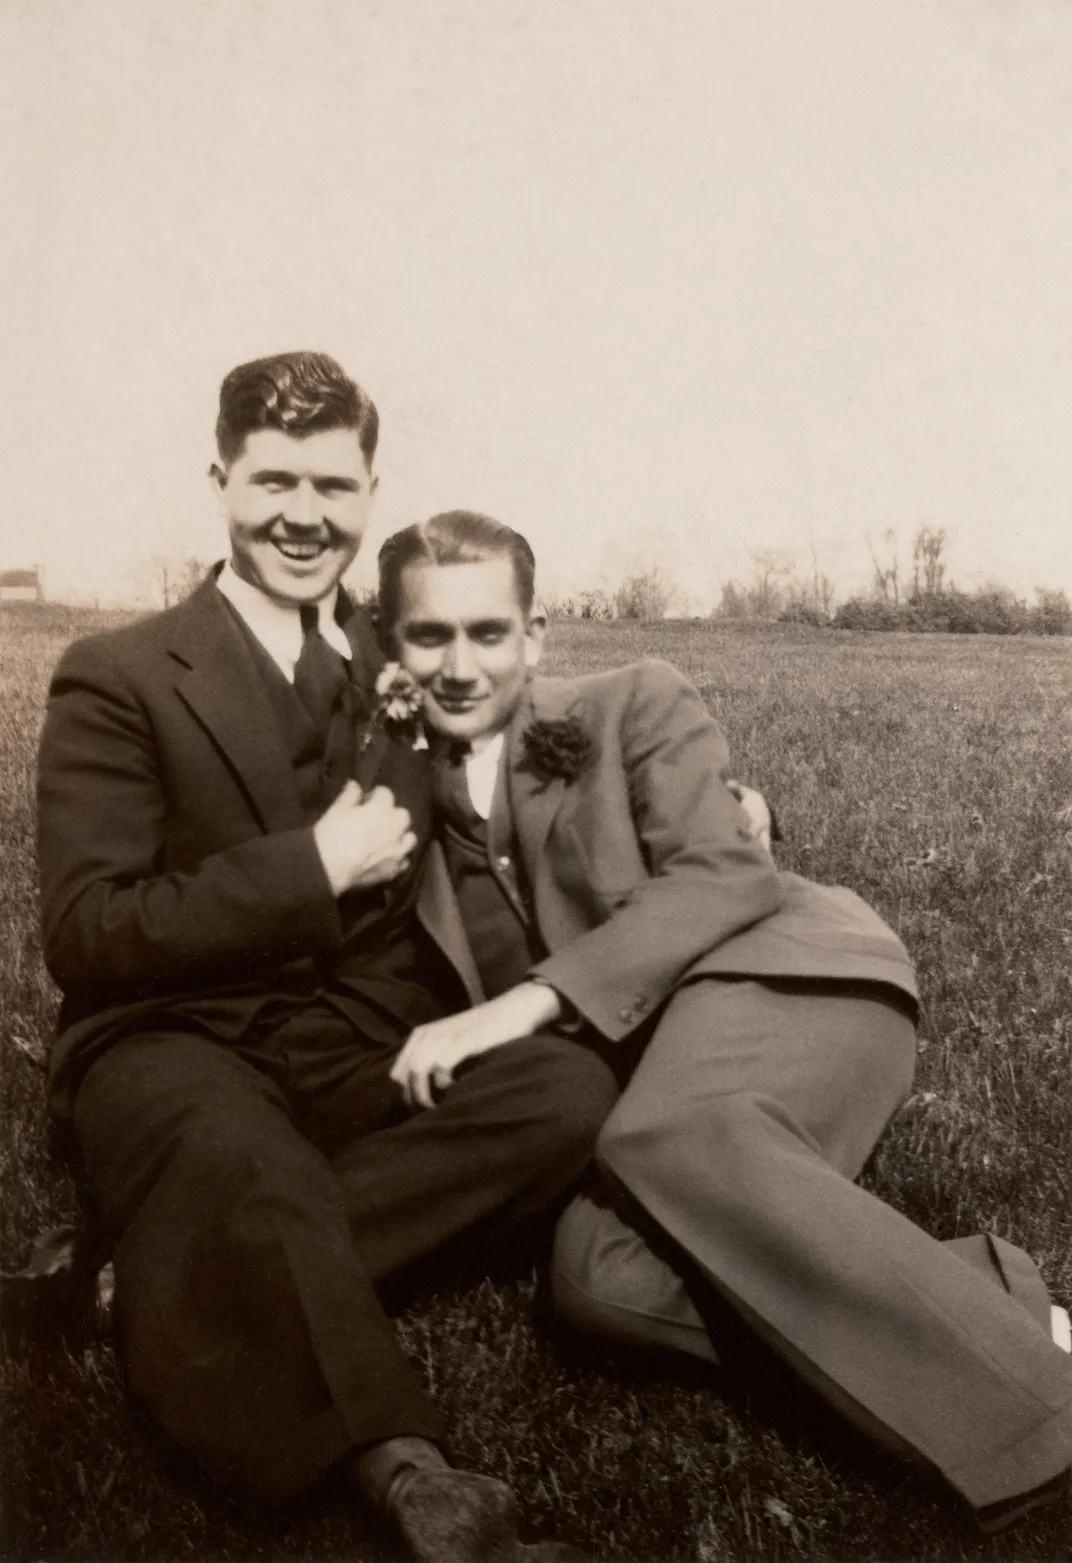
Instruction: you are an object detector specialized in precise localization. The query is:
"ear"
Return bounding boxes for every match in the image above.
[523,610,547,671]
[208,462,228,513]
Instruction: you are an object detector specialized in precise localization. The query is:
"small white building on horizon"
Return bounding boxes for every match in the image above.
[0,567,44,602]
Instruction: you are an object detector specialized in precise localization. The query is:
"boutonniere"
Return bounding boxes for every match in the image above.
[364,662,429,751]
[520,715,592,784]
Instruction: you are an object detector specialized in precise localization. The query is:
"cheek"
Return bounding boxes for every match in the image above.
[398,647,439,682]
[332,502,368,539]
[487,655,528,695]
[231,497,274,531]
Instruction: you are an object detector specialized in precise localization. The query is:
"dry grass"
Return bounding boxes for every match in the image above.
[2,604,1069,1561]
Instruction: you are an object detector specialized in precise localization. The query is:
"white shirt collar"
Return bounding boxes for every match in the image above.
[464,729,506,821]
[215,562,351,682]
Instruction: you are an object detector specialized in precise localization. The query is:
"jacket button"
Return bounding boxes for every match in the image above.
[619,1008,634,1023]
[496,855,512,871]
[633,996,648,1012]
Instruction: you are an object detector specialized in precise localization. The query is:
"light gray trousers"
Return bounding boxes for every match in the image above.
[552,978,1071,1511]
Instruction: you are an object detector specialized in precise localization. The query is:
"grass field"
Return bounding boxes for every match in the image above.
[1,602,1069,1562]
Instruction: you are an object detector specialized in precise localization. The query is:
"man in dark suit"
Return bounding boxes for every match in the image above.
[36,356,615,1563]
[375,509,1071,1535]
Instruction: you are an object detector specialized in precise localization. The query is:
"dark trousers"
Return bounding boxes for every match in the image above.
[74,1004,617,1502]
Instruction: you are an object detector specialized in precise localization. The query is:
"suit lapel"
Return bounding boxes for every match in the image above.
[416,841,485,1005]
[356,726,389,791]
[504,679,583,880]
[167,581,305,832]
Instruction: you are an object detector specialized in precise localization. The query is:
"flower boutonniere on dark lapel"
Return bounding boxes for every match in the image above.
[519,715,592,786]
[362,662,429,751]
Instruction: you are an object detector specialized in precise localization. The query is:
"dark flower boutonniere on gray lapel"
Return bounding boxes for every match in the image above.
[362,662,429,751]
[520,716,592,785]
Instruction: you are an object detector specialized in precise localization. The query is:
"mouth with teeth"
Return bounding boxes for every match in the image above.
[271,538,331,563]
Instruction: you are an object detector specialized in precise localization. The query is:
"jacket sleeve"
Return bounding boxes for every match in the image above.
[530,662,783,1041]
[37,637,343,994]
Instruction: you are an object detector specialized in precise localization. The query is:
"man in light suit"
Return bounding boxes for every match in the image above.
[35,357,615,1563]
[377,509,1072,1534]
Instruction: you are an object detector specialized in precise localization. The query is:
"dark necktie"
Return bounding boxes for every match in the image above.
[294,603,349,736]
[433,741,481,832]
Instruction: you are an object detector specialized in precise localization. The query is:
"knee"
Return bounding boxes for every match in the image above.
[502,1036,619,1152]
[551,1191,717,1363]
[551,1191,638,1339]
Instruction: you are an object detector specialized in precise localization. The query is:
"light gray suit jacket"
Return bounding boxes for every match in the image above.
[417,659,917,1044]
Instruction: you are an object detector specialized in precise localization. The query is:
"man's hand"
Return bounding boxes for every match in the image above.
[313,782,417,896]
[390,982,565,1110]
[726,779,773,853]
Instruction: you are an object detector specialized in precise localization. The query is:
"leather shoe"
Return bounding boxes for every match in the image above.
[1,1223,113,1347]
[388,1466,589,1562]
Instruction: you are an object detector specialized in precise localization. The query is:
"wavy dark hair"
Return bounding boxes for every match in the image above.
[378,510,538,628]
[215,351,379,467]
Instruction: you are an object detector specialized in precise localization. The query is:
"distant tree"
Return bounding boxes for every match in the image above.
[1032,587,1072,636]
[868,528,901,604]
[833,595,901,631]
[779,600,828,627]
[833,581,1072,637]
[745,550,791,620]
[911,526,948,600]
[716,580,750,620]
[613,565,672,621]
[579,588,615,621]
[782,557,835,624]
[148,553,211,608]
[807,534,836,620]
[538,593,579,619]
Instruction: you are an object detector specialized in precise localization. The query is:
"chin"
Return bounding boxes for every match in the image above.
[265,568,338,603]
[429,709,496,745]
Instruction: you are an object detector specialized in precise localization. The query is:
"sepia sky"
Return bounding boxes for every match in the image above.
[4,0,1072,608]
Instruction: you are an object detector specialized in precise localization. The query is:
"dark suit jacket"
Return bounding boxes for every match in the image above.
[417,659,918,1043]
[38,575,436,1116]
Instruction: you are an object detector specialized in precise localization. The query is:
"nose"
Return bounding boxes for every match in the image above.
[442,636,478,684]
[282,481,320,529]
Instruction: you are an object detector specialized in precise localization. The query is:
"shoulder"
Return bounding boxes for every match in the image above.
[50,583,214,690]
[569,660,701,728]
[547,658,694,706]
[532,661,715,765]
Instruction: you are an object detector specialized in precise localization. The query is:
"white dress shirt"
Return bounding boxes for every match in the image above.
[215,562,352,682]
[465,731,505,821]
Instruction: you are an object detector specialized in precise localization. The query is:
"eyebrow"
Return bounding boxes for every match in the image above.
[249,469,298,485]
[401,619,452,635]
[402,617,513,634]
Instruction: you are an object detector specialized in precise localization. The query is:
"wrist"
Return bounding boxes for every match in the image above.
[519,979,566,1028]
[310,825,341,897]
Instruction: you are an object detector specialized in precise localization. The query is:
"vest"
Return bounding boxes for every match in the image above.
[235,623,351,820]
[434,754,547,998]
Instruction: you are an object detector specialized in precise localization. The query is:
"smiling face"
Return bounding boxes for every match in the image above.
[392,556,546,744]
[212,426,378,606]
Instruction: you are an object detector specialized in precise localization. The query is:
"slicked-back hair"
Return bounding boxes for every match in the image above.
[378,511,538,628]
[215,351,379,467]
